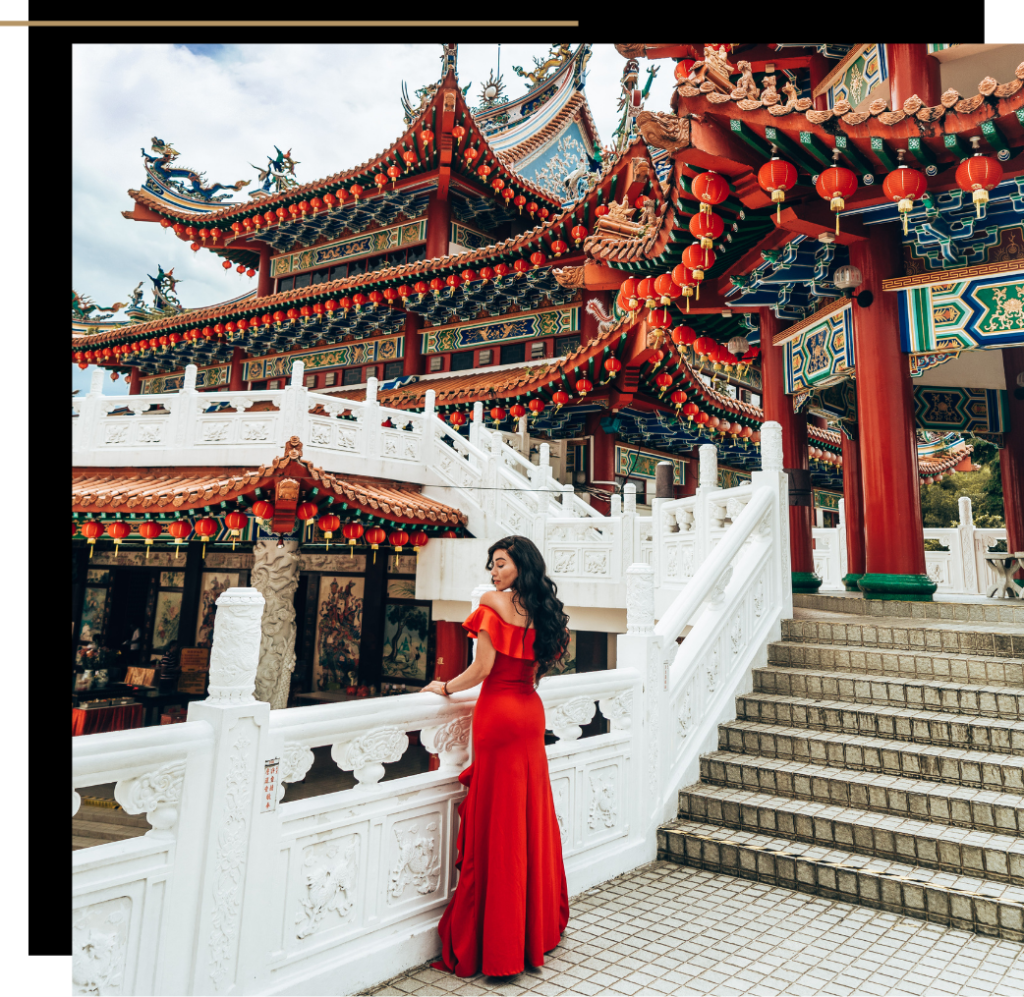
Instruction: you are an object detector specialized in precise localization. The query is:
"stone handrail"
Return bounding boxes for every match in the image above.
[72,584,645,995]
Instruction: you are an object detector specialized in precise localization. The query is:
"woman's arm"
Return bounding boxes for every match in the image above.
[419,630,496,696]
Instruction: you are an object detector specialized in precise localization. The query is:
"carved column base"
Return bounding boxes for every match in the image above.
[251,538,300,709]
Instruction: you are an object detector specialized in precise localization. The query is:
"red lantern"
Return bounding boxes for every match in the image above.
[365,527,386,562]
[388,529,410,552]
[166,519,191,558]
[402,149,417,172]
[478,267,494,281]
[387,164,401,186]
[224,510,248,550]
[575,378,593,397]
[672,325,697,347]
[491,177,505,193]
[478,164,492,181]
[193,517,218,557]
[653,273,681,305]
[102,522,128,553]
[682,242,715,282]
[509,403,527,418]
[691,171,729,214]
[694,336,717,358]
[670,389,687,409]
[513,258,530,274]
[758,156,798,221]
[528,398,545,417]
[552,390,570,409]
[445,273,461,293]
[342,522,364,546]
[80,519,104,556]
[530,251,546,268]
[409,530,429,552]
[350,184,364,200]
[460,269,477,283]
[449,410,467,427]
[681,402,699,422]
[315,513,340,549]
[883,160,928,234]
[137,520,162,559]
[618,277,639,314]
[420,128,433,145]
[550,239,568,257]
[648,308,671,330]
[490,406,507,423]
[295,501,318,526]
[637,278,656,307]
[671,264,697,311]
[603,356,622,383]
[441,529,458,539]
[251,499,275,523]
[694,410,709,426]
[451,125,466,145]
[526,201,538,218]
[570,224,588,246]
[190,241,200,252]
[222,260,232,270]
[513,194,527,214]
[374,172,388,191]
[654,371,673,396]
[955,140,1003,218]
[674,59,695,82]
[502,187,515,204]
[815,157,858,235]
[493,262,511,277]
[464,148,478,163]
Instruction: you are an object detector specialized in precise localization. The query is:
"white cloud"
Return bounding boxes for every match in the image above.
[72,42,677,396]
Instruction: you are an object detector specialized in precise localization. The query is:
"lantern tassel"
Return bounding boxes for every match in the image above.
[903,212,909,237]
[836,214,840,237]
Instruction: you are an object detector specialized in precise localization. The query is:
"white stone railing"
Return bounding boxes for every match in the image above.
[617,421,790,836]
[811,496,1008,595]
[72,586,644,996]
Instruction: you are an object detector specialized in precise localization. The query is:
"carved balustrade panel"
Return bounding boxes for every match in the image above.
[544,519,618,581]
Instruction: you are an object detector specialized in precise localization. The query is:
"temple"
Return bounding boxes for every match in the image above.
[71,43,1024,996]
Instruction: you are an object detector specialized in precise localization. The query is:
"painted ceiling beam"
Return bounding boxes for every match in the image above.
[763,126,822,178]
[834,133,876,177]
[869,136,900,172]
[772,203,869,244]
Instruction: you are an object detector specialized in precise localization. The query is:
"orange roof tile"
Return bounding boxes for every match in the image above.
[72,437,466,525]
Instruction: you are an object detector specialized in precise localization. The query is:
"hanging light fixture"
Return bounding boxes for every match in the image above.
[955,135,1003,218]
[815,149,857,236]
[882,149,927,235]
[757,146,798,222]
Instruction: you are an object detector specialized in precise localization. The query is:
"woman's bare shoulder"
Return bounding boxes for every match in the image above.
[479,589,529,626]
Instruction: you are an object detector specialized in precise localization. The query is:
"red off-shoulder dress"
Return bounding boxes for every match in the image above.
[432,603,570,978]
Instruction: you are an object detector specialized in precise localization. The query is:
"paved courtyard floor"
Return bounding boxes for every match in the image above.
[363,861,1024,997]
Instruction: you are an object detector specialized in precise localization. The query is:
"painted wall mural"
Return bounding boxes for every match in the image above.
[195,572,242,648]
[449,222,495,253]
[899,270,1024,352]
[422,306,578,354]
[784,305,855,394]
[827,43,887,109]
[241,335,403,381]
[80,587,108,642]
[614,446,685,485]
[271,219,427,277]
[142,364,229,394]
[381,603,431,682]
[152,591,182,653]
[314,576,364,691]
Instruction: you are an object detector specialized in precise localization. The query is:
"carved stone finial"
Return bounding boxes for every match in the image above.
[290,359,305,387]
[207,587,265,703]
[625,562,655,634]
[760,421,784,472]
[552,266,585,288]
[285,435,303,459]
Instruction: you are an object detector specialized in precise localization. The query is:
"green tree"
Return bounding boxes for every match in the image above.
[919,442,1005,530]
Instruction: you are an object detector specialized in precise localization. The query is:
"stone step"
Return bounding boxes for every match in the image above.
[717,720,1024,795]
[767,640,1024,688]
[735,692,1024,756]
[781,617,1023,659]
[71,818,150,843]
[753,666,1024,720]
[697,752,1024,835]
[676,782,1024,885]
[74,805,150,829]
[793,593,1024,627]
[657,818,1024,942]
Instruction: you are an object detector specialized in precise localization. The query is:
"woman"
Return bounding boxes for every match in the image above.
[420,536,571,978]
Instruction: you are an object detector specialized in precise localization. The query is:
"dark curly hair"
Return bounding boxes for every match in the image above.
[486,536,570,681]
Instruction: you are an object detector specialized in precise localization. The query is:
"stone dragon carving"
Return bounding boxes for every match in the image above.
[252,539,299,710]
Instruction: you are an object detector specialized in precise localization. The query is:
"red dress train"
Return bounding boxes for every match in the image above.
[432,604,570,977]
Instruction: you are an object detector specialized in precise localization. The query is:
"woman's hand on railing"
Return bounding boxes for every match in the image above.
[420,680,448,696]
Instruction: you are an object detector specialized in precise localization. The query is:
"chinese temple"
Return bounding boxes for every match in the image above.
[72,41,1023,711]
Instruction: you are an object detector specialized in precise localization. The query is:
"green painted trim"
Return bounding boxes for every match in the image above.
[842,572,864,592]
[857,572,937,601]
[792,571,823,594]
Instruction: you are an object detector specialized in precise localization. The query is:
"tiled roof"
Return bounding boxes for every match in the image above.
[673,62,1024,129]
[123,68,560,227]
[72,439,466,525]
[496,91,599,168]
[918,447,972,478]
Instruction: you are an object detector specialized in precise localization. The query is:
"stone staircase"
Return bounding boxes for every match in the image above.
[659,600,1024,943]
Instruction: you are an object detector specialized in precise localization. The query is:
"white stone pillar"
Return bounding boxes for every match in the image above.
[251,538,300,709]
[958,495,978,593]
[187,587,271,994]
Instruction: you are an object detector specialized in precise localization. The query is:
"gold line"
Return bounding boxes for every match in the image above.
[881,259,1024,290]
[2,20,580,26]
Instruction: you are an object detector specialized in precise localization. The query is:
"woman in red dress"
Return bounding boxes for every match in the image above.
[420,535,571,978]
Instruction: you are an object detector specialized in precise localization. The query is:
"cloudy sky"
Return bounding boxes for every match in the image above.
[72,42,678,395]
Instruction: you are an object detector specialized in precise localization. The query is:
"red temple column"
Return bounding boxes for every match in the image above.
[257,243,273,298]
[128,368,142,395]
[887,44,941,110]
[840,427,866,590]
[1001,347,1024,581]
[808,52,833,111]
[229,347,246,391]
[403,309,423,377]
[426,192,450,260]
[849,226,934,599]
[434,621,468,683]
[759,307,821,592]
[587,411,616,516]
[680,450,699,498]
